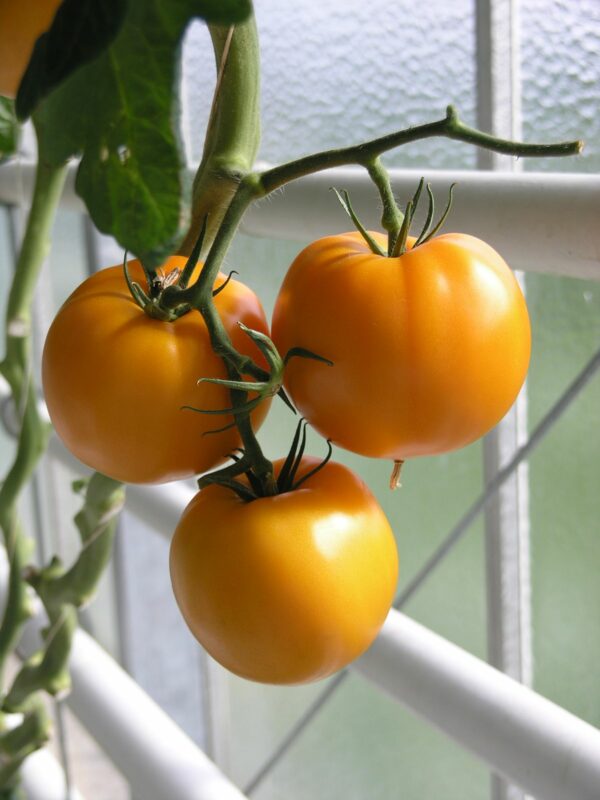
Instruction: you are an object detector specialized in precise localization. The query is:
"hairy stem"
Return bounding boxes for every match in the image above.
[258,104,583,195]
[4,473,124,712]
[177,17,261,257]
[366,158,404,252]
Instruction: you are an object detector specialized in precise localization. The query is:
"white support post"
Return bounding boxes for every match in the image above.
[355,610,600,800]
[14,617,249,800]
[21,748,85,800]
[475,1,532,799]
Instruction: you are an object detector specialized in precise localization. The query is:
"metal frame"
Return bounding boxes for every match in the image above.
[1,163,598,281]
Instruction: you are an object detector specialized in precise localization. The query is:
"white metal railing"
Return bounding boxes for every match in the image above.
[9,588,247,800]
[2,348,597,799]
[21,748,83,800]
[355,612,600,800]
[5,529,600,800]
[1,162,599,281]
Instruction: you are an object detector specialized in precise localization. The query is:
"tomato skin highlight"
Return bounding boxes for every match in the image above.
[42,257,270,484]
[169,457,399,684]
[272,231,531,460]
[0,0,62,97]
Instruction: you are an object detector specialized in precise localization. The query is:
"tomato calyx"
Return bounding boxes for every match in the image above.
[333,178,456,258]
[184,330,332,424]
[390,179,456,257]
[122,216,229,322]
[198,418,333,502]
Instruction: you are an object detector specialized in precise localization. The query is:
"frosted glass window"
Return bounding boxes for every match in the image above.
[183,0,476,168]
[521,0,600,172]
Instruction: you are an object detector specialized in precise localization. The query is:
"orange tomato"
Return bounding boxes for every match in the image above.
[169,457,398,684]
[42,257,270,484]
[0,0,62,97]
[272,231,530,460]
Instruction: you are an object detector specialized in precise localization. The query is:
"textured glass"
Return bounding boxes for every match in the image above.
[526,272,600,726]
[182,0,476,169]
[521,0,600,172]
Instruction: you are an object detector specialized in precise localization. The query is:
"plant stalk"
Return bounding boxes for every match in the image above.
[177,16,261,257]
[0,121,67,685]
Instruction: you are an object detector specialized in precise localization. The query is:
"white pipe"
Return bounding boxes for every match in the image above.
[65,629,247,800]
[16,622,247,800]
[242,167,600,281]
[355,610,600,800]
[1,544,246,800]
[1,162,598,281]
[45,435,195,537]
[4,435,600,799]
[21,748,84,800]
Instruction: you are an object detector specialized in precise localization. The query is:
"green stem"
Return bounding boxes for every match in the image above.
[166,177,277,495]
[172,10,274,494]
[0,696,50,790]
[3,474,124,711]
[177,17,261,257]
[0,121,67,687]
[0,119,67,792]
[366,158,404,253]
[31,474,124,611]
[258,104,583,195]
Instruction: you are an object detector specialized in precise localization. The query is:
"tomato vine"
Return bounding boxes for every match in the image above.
[0,0,586,785]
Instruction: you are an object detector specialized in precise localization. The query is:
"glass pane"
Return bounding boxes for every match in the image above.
[526,271,600,726]
[522,0,600,172]
[183,0,476,169]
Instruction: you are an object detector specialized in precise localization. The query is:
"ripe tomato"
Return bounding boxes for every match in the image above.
[0,0,62,97]
[169,457,398,684]
[42,257,270,484]
[272,231,530,460]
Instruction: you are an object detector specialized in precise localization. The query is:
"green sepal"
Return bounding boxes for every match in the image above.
[292,439,333,490]
[202,420,238,436]
[390,199,414,258]
[182,394,264,417]
[198,455,258,502]
[418,183,456,244]
[414,183,435,247]
[277,418,307,493]
[332,188,386,257]
[213,270,238,297]
[197,377,268,394]
[284,346,333,367]
[277,387,297,414]
[237,323,282,369]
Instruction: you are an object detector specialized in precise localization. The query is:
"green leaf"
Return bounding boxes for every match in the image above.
[194,0,252,24]
[16,0,129,121]
[0,98,19,162]
[35,0,252,268]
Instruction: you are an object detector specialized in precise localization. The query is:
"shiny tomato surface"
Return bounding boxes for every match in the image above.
[272,231,531,460]
[169,457,399,684]
[42,257,270,483]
